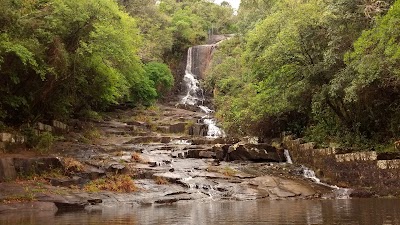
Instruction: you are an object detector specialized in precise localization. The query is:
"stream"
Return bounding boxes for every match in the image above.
[1,43,398,224]
[2,199,400,225]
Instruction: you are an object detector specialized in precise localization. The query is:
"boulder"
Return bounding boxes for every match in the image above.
[0,133,13,142]
[157,126,170,133]
[227,143,283,162]
[188,123,208,136]
[169,123,187,133]
[50,176,86,187]
[106,163,128,174]
[13,157,64,176]
[126,121,148,127]
[125,136,162,144]
[212,144,230,160]
[0,158,17,182]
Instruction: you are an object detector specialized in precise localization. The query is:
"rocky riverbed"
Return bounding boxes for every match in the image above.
[0,103,334,214]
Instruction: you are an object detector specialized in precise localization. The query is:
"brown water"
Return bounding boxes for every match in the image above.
[1,199,400,225]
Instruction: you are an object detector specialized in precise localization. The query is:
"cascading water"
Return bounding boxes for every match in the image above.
[301,165,352,199]
[181,47,204,106]
[181,46,225,138]
[284,150,352,199]
[284,149,293,164]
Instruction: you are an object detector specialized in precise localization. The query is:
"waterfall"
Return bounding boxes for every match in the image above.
[284,149,293,164]
[181,47,204,106]
[180,45,225,138]
[300,165,352,199]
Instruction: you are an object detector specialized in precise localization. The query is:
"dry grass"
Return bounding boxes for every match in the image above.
[207,165,237,177]
[84,175,137,193]
[154,176,169,185]
[131,152,147,163]
[63,157,85,173]
[222,166,236,177]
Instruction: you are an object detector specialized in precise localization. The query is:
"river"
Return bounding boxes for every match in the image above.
[2,198,400,225]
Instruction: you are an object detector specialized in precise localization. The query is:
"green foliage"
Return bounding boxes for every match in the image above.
[208,0,400,147]
[144,62,174,97]
[23,128,55,154]
[35,132,55,154]
[0,0,176,124]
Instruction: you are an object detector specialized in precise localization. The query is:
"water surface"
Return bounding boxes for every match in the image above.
[1,199,400,225]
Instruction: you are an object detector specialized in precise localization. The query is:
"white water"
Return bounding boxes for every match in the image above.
[180,47,225,138]
[181,47,204,106]
[301,165,351,199]
[284,149,293,164]
[284,150,351,199]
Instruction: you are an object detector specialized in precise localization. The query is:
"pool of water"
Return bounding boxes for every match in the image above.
[1,198,400,225]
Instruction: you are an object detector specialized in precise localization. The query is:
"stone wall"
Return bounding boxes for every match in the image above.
[0,120,69,152]
[283,135,400,196]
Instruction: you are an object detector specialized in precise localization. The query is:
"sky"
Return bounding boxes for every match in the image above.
[214,0,241,10]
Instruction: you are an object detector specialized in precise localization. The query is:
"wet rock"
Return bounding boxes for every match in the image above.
[228,144,283,162]
[37,193,90,211]
[153,172,190,183]
[125,136,162,144]
[126,121,148,127]
[50,176,86,187]
[169,123,187,133]
[188,123,208,136]
[191,138,213,145]
[0,202,56,213]
[106,163,128,174]
[13,157,64,176]
[186,149,215,158]
[157,126,170,133]
[54,201,88,211]
[249,175,316,199]
[199,151,216,158]
[0,158,17,182]
[133,169,158,179]
[154,198,179,204]
[80,165,106,180]
[171,151,187,159]
[212,144,230,160]
[148,162,158,167]
[161,136,171,143]
[175,103,199,112]
[87,198,103,205]
[212,137,240,145]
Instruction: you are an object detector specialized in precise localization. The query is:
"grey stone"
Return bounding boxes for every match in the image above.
[188,123,208,136]
[228,143,283,162]
[50,176,85,187]
[13,157,64,176]
[106,163,127,174]
[0,133,13,142]
[169,123,187,133]
[0,158,17,182]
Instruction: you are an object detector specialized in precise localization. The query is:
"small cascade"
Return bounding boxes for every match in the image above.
[180,45,225,138]
[300,165,352,199]
[284,149,293,164]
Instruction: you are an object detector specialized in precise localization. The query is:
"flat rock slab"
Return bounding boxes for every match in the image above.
[0,202,56,213]
[249,176,316,199]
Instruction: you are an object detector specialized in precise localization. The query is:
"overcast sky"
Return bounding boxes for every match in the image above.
[214,0,241,10]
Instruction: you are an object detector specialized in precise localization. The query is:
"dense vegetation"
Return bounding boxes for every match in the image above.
[206,0,400,147]
[0,0,235,125]
[6,0,397,148]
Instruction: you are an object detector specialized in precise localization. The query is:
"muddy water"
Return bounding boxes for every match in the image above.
[2,198,400,225]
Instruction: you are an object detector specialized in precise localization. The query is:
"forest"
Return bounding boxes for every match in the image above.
[1,0,400,149]
[0,0,235,124]
[206,0,400,149]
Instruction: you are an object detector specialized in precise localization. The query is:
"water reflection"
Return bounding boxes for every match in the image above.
[2,199,400,225]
